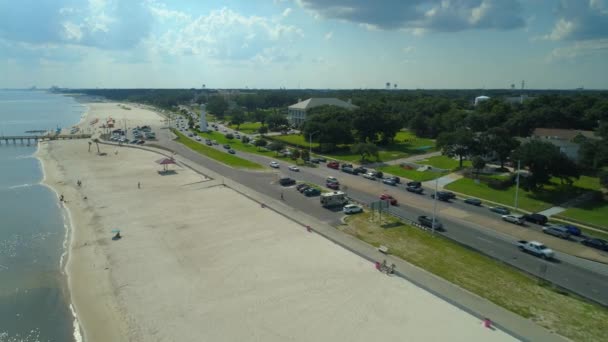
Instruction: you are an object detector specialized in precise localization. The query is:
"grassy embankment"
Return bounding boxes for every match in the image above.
[342,212,608,342]
[172,129,264,170]
[227,122,263,134]
[377,155,469,182]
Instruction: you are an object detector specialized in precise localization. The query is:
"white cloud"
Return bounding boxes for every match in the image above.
[282,8,292,17]
[62,22,84,41]
[545,0,608,41]
[324,31,333,40]
[548,38,608,61]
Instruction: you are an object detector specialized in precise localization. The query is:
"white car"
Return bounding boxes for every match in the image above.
[363,172,376,180]
[326,176,338,183]
[288,165,300,172]
[269,161,280,168]
[195,136,201,141]
[502,214,524,225]
[343,204,363,214]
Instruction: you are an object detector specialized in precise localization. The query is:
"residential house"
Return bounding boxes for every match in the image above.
[287,98,358,126]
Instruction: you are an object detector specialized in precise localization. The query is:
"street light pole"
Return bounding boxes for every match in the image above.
[514,160,521,210]
[432,177,438,234]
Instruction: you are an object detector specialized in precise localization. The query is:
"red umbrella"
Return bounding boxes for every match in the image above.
[155,157,176,171]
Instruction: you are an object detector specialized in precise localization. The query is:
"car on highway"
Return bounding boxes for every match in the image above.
[327,161,340,169]
[523,213,548,225]
[517,240,554,259]
[341,167,356,174]
[431,191,454,201]
[206,141,213,146]
[279,177,296,186]
[129,139,139,144]
[309,158,321,164]
[316,157,327,162]
[303,188,321,197]
[269,161,280,168]
[418,215,443,230]
[502,214,524,225]
[228,149,235,154]
[406,181,421,188]
[353,166,367,174]
[288,165,300,172]
[212,140,218,145]
[406,185,424,194]
[489,206,510,215]
[542,225,570,239]
[581,238,608,251]
[464,198,482,206]
[195,136,201,141]
[562,224,582,236]
[382,178,397,186]
[385,176,400,184]
[379,194,397,205]
[223,144,231,149]
[343,204,363,214]
[340,163,353,170]
[363,172,376,180]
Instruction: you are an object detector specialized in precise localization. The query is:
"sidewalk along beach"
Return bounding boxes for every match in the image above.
[36,102,516,341]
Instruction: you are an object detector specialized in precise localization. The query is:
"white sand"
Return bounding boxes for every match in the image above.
[37,102,515,342]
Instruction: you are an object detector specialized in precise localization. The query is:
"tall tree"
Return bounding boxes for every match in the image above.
[206,96,228,118]
[301,106,354,148]
[472,156,486,175]
[266,111,288,130]
[483,127,520,169]
[437,128,478,168]
[351,143,380,162]
[230,108,246,130]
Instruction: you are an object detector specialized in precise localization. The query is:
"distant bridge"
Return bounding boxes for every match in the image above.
[0,134,92,144]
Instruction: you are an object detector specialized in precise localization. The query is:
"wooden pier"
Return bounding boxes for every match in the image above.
[0,134,92,145]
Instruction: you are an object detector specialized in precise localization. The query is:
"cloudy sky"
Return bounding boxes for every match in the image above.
[1,0,607,89]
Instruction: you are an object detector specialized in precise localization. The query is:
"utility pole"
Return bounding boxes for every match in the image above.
[514,160,521,210]
[432,177,438,234]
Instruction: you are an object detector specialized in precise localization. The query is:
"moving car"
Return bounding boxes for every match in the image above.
[542,225,570,239]
[379,194,397,205]
[228,149,236,154]
[581,238,608,251]
[303,188,321,197]
[341,167,356,174]
[406,185,423,194]
[279,177,296,186]
[406,181,421,188]
[363,172,376,180]
[386,176,400,184]
[464,198,482,206]
[502,214,524,225]
[517,240,554,259]
[195,136,201,141]
[309,158,321,164]
[562,224,582,236]
[418,215,443,230]
[288,165,300,172]
[522,213,548,225]
[223,144,231,149]
[431,191,454,201]
[327,161,340,169]
[489,206,510,215]
[269,161,280,168]
[343,204,363,214]
[353,166,367,174]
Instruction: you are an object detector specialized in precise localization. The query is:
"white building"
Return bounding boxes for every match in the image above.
[474,95,490,106]
[287,98,358,126]
[199,104,207,132]
[530,128,598,161]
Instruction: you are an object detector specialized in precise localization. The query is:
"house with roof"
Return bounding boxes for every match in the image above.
[287,98,358,126]
[530,128,598,161]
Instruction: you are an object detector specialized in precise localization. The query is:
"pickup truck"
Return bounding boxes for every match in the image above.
[517,240,554,259]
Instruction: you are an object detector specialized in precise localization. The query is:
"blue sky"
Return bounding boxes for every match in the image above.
[1,0,607,89]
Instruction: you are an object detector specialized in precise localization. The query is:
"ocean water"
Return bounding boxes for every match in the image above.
[0,90,85,342]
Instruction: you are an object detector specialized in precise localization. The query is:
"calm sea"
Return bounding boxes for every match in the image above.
[0,90,85,342]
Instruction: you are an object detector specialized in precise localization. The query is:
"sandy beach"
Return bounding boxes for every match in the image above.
[37,102,515,342]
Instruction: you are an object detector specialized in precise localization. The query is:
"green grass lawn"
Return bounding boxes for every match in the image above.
[559,199,608,230]
[172,130,264,170]
[378,165,447,182]
[342,213,608,342]
[445,176,601,213]
[269,130,436,163]
[418,155,472,171]
[228,122,263,134]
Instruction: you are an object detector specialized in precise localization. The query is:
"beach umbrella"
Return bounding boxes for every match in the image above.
[155,157,176,171]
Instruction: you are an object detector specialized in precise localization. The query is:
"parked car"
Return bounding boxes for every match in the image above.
[379,194,397,205]
[523,213,548,225]
[343,204,363,214]
[418,215,443,230]
[296,183,310,192]
[327,161,340,169]
[309,158,321,164]
[326,176,338,184]
[386,176,400,184]
[562,224,582,236]
[288,165,300,172]
[303,188,321,197]
[489,206,510,215]
[136,140,145,145]
[543,225,570,239]
[206,141,213,146]
[316,157,327,162]
[212,140,218,145]
[406,181,421,188]
[195,136,201,141]
[406,186,424,194]
[363,172,377,180]
[279,177,296,186]
[464,198,482,206]
[581,238,608,251]
[341,163,353,170]
[502,214,524,225]
[382,178,397,186]
[223,144,231,149]
[228,149,235,154]
[269,161,280,168]
[431,191,454,201]
[342,167,356,174]
[326,182,340,190]
[353,166,367,174]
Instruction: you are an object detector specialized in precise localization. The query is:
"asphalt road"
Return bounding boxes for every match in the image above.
[155,125,608,306]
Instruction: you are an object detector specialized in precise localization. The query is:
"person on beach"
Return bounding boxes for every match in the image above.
[60,194,64,202]
[138,182,141,189]
[77,180,81,187]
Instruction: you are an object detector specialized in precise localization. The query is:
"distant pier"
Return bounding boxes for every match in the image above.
[0,134,92,145]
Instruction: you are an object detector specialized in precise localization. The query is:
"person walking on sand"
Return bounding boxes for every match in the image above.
[137,182,141,189]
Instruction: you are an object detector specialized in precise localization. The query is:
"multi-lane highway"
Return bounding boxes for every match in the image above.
[149,123,608,306]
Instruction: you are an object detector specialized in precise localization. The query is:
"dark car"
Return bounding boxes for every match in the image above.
[418,215,443,230]
[317,157,327,162]
[342,167,356,174]
[298,184,311,193]
[406,186,424,194]
[431,191,454,202]
[326,182,340,190]
[489,206,510,215]
[309,158,321,164]
[353,166,367,174]
[523,213,548,225]
[296,183,309,191]
[136,140,145,145]
[382,178,397,186]
[341,163,353,169]
[406,181,421,188]
[303,188,321,197]
[464,198,482,206]
[228,149,236,154]
[386,176,400,184]
[581,238,608,251]
[129,139,138,144]
[279,177,296,186]
[223,144,231,149]
[562,224,582,236]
